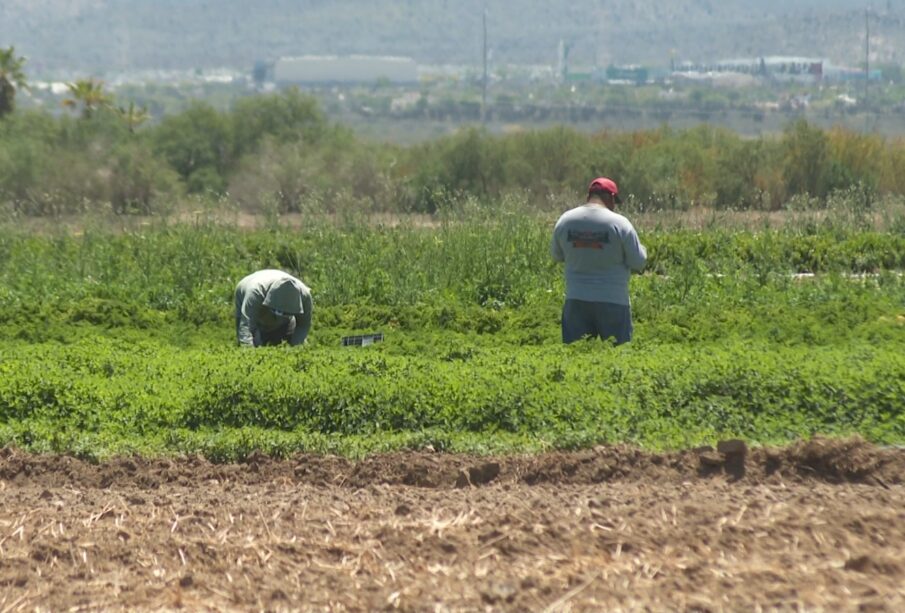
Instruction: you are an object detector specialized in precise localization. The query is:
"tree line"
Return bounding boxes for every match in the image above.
[1,47,904,216]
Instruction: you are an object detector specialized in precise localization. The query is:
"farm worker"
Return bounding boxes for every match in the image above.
[234,269,313,347]
[551,177,647,345]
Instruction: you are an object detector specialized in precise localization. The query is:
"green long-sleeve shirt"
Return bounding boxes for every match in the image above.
[234,269,313,347]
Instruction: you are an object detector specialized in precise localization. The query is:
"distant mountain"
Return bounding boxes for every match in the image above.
[1,0,900,74]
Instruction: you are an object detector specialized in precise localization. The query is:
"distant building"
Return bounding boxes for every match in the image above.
[823,65,883,83]
[673,56,884,84]
[606,65,649,85]
[675,57,824,83]
[273,55,418,85]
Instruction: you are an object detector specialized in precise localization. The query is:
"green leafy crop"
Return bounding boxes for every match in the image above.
[0,215,902,460]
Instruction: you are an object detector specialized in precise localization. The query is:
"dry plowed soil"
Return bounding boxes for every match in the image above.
[1,438,904,612]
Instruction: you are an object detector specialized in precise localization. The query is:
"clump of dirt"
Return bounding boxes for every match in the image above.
[456,462,501,487]
[845,555,903,575]
[781,437,899,484]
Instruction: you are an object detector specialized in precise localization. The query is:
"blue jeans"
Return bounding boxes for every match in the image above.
[561,299,633,345]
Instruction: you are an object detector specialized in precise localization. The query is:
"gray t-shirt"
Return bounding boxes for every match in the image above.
[551,204,647,305]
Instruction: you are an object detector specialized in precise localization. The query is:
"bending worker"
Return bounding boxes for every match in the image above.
[235,269,312,347]
[551,177,647,345]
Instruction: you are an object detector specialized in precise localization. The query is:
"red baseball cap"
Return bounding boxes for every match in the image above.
[588,177,621,203]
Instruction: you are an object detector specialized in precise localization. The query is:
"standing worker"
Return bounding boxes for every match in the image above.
[551,177,647,344]
[235,269,313,347]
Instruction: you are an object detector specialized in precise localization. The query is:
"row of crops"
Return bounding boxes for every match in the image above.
[1,209,903,459]
[0,339,902,460]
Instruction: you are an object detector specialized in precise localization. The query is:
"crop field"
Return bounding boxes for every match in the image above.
[1,202,904,610]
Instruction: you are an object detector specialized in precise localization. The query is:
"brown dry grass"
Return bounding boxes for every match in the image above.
[4,197,904,236]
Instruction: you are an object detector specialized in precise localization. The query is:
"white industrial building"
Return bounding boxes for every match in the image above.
[274,55,418,85]
[673,56,882,84]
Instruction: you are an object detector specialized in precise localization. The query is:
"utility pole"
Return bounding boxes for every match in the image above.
[481,6,488,124]
[117,11,131,71]
[864,8,870,111]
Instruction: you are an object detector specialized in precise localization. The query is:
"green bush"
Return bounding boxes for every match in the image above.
[5,93,905,215]
[231,87,329,157]
[152,102,232,193]
[109,142,182,214]
[0,339,902,460]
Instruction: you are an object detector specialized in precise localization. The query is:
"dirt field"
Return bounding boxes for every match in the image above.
[1,438,904,612]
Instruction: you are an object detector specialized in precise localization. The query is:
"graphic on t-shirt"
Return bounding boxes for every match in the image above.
[567,229,609,249]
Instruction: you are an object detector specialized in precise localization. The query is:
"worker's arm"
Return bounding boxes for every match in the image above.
[289,292,313,346]
[622,227,648,273]
[550,223,565,263]
[236,291,265,347]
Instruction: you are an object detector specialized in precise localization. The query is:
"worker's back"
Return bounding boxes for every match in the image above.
[551,204,647,306]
